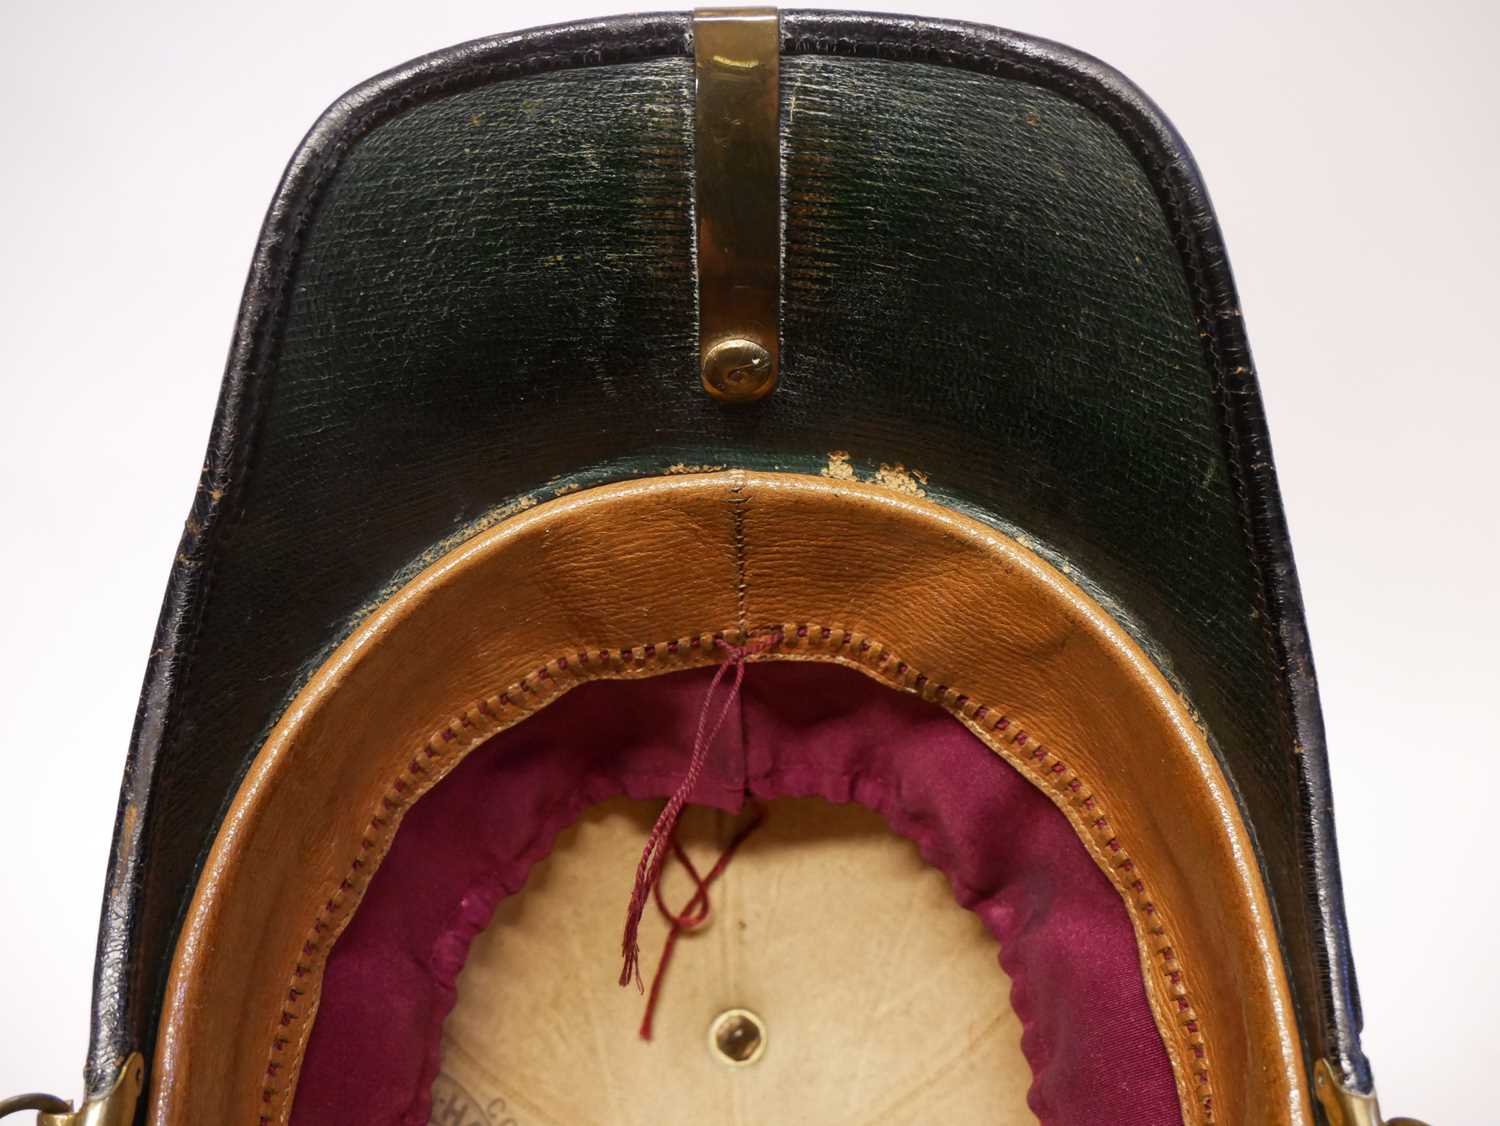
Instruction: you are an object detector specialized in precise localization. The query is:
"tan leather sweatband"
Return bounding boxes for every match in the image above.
[153,471,1311,1125]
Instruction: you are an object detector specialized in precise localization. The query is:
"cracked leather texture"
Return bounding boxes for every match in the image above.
[85,8,1367,1111]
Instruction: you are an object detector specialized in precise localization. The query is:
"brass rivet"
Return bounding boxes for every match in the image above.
[701,338,776,403]
[708,1007,767,1067]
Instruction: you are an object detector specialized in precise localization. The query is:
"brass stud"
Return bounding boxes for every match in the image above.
[708,1007,767,1066]
[701,338,776,402]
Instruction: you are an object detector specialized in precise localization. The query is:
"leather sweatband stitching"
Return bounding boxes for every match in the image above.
[258,624,1212,1125]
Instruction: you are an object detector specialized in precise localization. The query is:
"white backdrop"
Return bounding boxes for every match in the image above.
[1,1,1494,1121]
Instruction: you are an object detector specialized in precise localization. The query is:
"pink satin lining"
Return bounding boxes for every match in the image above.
[292,660,1182,1124]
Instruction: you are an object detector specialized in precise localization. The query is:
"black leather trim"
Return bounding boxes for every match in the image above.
[85,8,1369,1108]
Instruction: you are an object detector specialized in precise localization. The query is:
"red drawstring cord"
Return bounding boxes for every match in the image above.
[637,803,766,1040]
[618,634,776,1001]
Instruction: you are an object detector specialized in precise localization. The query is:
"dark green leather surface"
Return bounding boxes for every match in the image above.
[89,12,1366,1110]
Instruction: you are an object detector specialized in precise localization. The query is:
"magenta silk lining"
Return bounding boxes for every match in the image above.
[291,660,1183,1125]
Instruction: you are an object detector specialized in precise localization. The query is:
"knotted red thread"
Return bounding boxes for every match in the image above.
[637,803,766,1040]
[618,633,778,993]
